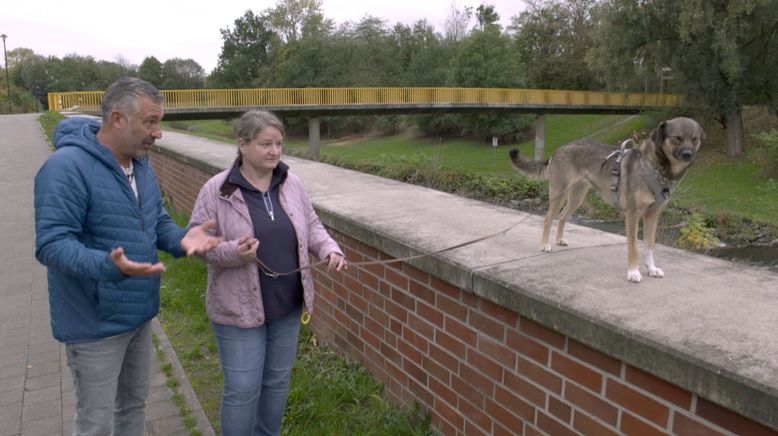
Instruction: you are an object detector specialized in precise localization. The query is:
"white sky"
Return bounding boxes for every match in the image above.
[2,0,526,74]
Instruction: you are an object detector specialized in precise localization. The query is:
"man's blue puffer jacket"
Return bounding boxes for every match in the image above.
[34,117,186,343]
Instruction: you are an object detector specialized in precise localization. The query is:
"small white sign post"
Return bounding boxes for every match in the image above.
[491,136,498,167]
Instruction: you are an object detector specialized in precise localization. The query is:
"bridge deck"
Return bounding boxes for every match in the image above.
[49,87,682,119]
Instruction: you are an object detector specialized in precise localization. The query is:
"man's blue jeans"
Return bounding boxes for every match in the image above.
[212,307,302,436]
[65,319,152,436]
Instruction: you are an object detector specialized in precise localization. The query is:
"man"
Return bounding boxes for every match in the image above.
[34,77,221,435]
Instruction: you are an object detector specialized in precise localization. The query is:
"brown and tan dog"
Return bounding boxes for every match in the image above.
[509,117,704,282]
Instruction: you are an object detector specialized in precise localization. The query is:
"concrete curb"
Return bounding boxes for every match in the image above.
[151,318,216,436]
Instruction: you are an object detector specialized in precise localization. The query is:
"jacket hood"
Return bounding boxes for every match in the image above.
[53,117,119,170]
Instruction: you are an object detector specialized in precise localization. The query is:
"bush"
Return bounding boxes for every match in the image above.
[677,211,720,251]
[307,152,544,207]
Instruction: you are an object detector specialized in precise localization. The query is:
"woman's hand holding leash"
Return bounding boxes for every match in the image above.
[327,253,347,272]
[237,236,259,263]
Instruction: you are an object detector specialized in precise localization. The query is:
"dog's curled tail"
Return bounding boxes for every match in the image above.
[508,148,549,180]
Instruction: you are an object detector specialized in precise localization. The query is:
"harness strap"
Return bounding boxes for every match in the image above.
[608,139,636,206]
[640,160,671,207]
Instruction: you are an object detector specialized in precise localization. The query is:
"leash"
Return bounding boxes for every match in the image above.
[255,217,530,326]
[254,216,527,278]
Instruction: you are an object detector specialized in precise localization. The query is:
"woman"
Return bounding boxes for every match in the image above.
[189,110,346,436]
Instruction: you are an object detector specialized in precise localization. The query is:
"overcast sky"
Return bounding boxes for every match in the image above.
[2,0,527,74]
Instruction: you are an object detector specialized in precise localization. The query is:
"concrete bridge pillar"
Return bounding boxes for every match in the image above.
[534,114,545,160]
[308,117,321,162]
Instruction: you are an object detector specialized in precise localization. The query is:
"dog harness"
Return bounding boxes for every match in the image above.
[606,139,672,208]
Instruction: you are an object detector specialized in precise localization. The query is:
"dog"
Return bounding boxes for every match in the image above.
[509,117,704,283]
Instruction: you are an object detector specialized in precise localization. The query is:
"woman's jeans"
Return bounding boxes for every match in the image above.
[212,307,302,436]
[65,319,152,436]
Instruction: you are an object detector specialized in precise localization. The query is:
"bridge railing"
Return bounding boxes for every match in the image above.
[48,87,682,113]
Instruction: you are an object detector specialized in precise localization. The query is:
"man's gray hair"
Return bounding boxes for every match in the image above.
[101,77,163,122]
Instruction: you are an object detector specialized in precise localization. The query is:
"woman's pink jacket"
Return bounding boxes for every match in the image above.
[189,167,342,327]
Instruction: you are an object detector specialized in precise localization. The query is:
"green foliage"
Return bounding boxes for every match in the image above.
[448,26,520,88]
[138,56,164,87]
[209,10,277,88]
[510,0,600,90]
[161,58,206,89]
[38,111,65,145]
[677,211,720,251]
[590,0,778,154]
[285,327,430,435]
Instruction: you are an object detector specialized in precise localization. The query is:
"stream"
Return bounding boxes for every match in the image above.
[573,218,778,273]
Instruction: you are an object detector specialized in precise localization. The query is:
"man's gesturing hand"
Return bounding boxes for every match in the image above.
[182,219,223,256]
[110,247,166,276]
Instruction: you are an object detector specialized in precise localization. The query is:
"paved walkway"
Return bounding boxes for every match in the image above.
[0,114,213,436]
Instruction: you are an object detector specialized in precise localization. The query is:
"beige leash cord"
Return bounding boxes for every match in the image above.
[254,218,526,324]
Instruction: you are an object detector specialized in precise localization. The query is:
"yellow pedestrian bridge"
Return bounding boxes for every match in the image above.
[48,87,683,160]
[48,87,682,120]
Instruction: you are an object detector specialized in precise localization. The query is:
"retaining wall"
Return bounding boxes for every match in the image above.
[150,137,778,436]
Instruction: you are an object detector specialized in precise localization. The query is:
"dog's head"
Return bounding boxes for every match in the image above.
[648,117,705,164]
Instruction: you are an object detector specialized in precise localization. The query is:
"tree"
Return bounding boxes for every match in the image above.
[268,0,326,42]
[447,26,531,141]
[448,26,521,88]
[210,10,277,88]
[590,0,778,157]
[271,18,335,87]
[475,4,500,30]
[161,58,205,89]
[510,0,600,90]
[138,56,164,87]
[444,1,473,42]
[390,20,450,86]
[8,48,49,109]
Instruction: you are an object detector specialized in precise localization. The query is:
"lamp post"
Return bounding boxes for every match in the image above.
[659,66,672,105]
[1,34,10,114]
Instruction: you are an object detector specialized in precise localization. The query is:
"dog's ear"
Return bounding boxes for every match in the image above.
[650,121,667,146]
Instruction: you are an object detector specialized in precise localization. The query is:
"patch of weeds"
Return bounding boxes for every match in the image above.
[677,211,720,251]
[152,332,201,436]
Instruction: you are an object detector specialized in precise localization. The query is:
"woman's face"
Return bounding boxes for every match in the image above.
[239,126,283,173]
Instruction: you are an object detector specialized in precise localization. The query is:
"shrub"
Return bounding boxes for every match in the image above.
[677,211,720,251]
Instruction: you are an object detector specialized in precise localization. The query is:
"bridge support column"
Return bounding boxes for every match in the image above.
[308,117,321,162]
[534,115,545,160]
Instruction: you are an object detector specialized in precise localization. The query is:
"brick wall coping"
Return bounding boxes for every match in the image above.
[154,130,778,430]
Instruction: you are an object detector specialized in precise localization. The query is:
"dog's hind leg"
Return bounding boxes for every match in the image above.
[625,211,643,283]
[541,188,566,252]
[555,183,589,247]
[642,207,664,278]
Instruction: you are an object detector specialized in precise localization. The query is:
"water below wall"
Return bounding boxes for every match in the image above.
[574,218,778,273]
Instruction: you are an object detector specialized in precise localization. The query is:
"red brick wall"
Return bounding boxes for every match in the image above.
[150,149,778,436]
[149,151,211,215]
[309,232,776,436]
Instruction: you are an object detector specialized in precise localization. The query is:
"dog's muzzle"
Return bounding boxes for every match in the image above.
[675,148,696,162]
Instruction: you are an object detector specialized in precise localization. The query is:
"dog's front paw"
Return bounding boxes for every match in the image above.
[643,251,664,278]
[557,238,568,246]
[647,266,664,278]
[542,244,552,252]
[627,268,643,283]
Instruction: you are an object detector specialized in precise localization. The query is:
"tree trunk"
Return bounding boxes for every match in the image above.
[726,108,744,157]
